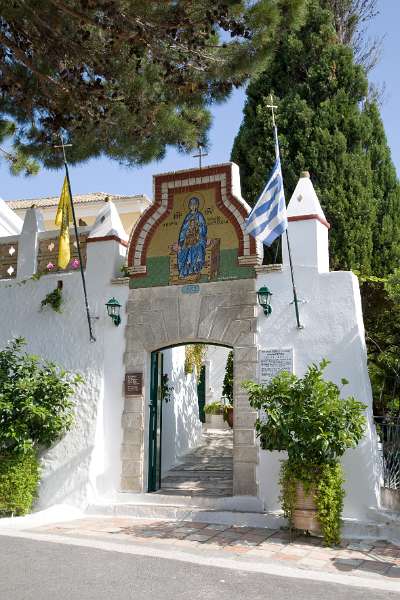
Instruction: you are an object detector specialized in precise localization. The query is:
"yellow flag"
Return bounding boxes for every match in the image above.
[55,176,73,269]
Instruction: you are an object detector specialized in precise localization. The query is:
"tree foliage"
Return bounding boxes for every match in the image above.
[231,1,400,273]
[361,274,400,418]
[222,350,233,403]
[322,0,381,71]
[0,0,307,174]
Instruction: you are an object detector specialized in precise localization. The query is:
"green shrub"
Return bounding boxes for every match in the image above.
[204,401,224,415]
[0,338,82,455]
[0,451,40,516]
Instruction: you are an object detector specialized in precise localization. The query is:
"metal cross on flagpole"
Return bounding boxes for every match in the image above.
[193,143,208,169]
[266,95,303,329]
[54,133,96,342]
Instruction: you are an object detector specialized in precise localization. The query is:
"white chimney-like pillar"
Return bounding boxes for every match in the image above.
[282,172,330,273]
[17,206,45,279]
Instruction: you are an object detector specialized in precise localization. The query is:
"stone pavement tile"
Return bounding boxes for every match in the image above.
[332,558,363,570]
[221,545,251,555]
[177,521,209,529]
[172,526,200,534]
[372,546,400,559]
[234,533,270,544]
[292,535,323,547]
[269,531,291,541]
[202,524,229,532]
[337,549,371,561]
[297,557,331,570]
[278,545,312,557]
[356,560,393,574]
[245,548,276,559]
[258,542,286,552]
[206,533,242,546]
[347,542,374,552]
[273,552,302,563]
[185,533,216,542]
[385,566,400,578]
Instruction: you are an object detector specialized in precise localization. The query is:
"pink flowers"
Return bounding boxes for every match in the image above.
[46,262,55,271]
[70,258,80,269]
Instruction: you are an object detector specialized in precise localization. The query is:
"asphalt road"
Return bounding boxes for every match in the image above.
[0,536,398,600]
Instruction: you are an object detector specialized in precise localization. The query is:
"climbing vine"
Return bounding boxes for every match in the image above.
[184,344,206,381]
[40,284,63,313]
[279,460,345,546]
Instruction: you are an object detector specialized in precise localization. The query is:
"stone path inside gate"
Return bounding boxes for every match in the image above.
[158,430,233,497]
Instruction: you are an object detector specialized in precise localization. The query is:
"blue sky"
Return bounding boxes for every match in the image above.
[1,1,399,201]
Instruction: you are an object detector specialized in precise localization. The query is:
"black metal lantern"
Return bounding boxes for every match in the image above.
[105,297,122,326]
[257,286,273,316]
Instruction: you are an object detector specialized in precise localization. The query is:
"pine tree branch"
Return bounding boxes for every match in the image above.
[0,31,66,92]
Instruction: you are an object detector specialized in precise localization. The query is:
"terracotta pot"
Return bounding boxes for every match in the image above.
[293,482,320,533]
[225,406,233,428]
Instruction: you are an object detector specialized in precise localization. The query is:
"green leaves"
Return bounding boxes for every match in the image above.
[0,338,81,455]
[0,0,307,171]
[243,360,366,466]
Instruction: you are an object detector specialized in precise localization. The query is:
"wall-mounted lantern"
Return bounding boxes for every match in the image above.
[105,297,122,326]
[257,286,273,316]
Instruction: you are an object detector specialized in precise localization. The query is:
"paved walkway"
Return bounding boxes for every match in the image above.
[158,430,233,497]
[28,517,400,587]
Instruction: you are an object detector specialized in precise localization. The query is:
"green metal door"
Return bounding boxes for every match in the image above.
[148,351,163,492]
[197,364,206,423]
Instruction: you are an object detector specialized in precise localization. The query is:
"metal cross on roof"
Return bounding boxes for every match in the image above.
[266,94,278,128]
[193,144,208,169]
[54,132,72,163]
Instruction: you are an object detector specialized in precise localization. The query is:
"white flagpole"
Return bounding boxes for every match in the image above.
[267,95,303,329]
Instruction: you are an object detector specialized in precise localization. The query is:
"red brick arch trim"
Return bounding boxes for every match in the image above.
[126,163,261,275]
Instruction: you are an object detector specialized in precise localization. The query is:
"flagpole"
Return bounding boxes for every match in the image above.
[56,135,96,342]
[268,96,303,329]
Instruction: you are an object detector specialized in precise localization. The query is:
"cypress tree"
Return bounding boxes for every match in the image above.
[231,1,400,275]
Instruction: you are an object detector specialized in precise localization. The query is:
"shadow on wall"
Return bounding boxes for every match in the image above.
[161,347,203,475]
[36,445,94,510]
[326,325,381,518]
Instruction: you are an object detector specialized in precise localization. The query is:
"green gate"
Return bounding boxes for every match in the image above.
[197,365,206,423]
[148,351,163,492]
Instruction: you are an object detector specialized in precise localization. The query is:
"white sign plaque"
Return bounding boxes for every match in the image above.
[259,348,294,385]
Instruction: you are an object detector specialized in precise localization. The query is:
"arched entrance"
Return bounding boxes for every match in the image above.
[122,278,259,497]
[121,162,262,498]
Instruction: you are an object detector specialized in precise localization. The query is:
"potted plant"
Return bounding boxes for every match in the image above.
[243,359,367,545]
[204,401,226,429]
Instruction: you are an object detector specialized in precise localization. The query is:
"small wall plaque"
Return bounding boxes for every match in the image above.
[125,372,143,395]
[259,348,294,385]
[181,284,200,294]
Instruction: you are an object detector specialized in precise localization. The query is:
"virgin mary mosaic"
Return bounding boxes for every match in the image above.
[176,196,207,278]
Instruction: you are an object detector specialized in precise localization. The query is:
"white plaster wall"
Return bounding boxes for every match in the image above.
[0,236,128,509]
[205,346,231,404]
[160,346,203,475]
[255,265,380,520]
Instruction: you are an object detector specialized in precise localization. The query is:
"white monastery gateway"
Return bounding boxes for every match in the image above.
[0,162,383,530]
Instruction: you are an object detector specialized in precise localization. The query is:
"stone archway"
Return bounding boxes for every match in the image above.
[121,278,259,497]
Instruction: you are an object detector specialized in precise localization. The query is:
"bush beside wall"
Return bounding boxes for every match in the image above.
[0,451,40,516]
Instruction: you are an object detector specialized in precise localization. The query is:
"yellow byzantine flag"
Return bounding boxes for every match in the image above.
[55,176,73,269]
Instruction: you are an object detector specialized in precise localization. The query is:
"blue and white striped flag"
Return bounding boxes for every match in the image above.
[245,149,288,246]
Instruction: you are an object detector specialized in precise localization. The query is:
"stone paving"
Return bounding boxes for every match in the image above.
[158,430,233,497]
[32,517,400,583]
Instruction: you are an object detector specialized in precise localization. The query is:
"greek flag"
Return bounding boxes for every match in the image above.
[245,153,288,246]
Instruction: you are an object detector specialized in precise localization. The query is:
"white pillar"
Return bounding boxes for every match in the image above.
[17,206,44,279]
[282,172,330,273]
